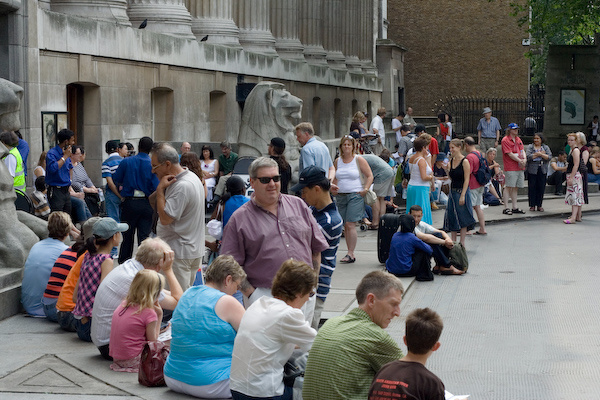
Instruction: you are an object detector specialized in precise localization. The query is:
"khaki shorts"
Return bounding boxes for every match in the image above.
[504,170,525,188]
[469,186,485,206]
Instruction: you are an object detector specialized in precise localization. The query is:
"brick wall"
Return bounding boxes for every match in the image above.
[387,0,529,117]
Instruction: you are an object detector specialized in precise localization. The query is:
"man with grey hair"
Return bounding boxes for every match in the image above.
[477,107,502,151]
[221,156,328,321]
[295,122,335,180]
[303,270,404,400]
[150,142,205,291]
[91,237,183,360]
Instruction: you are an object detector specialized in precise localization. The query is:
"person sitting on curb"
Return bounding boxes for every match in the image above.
[407,205,463,276]
[91,237,183,360]
[368,308,446,400]
[386,214,434,281]
[303,271,404,400]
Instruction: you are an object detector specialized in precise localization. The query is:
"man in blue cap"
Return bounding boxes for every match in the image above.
[291,166,343,329]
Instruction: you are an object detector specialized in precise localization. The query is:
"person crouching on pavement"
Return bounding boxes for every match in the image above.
[385,214,434,281]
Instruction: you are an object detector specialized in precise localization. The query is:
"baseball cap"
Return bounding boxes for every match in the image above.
[82,217,102,241]
[415,124,426,134]
[92,217,129,239]
[506,123,519,130]
[290,166,328,193]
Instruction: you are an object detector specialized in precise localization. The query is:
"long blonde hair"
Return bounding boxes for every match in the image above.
[123,269,164,314]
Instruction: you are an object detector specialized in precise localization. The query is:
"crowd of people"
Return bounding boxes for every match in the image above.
[4,104,600,400]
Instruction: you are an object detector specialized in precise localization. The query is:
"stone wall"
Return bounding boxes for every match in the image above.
[544,43,600,152]
[387,0,529,117]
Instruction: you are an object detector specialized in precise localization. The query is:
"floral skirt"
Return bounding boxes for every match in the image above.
[110,354,141,373]
[565,172,584,206]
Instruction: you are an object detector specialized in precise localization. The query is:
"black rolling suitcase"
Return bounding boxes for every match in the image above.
[377,213,403,264]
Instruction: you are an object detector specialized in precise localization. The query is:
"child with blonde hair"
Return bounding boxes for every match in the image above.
[109,269,164,372]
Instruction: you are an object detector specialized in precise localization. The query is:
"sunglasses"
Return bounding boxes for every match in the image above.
[309,291,316,298]
[256,175,281,184]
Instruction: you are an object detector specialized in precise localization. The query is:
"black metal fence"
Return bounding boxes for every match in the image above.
[437,85,545,137]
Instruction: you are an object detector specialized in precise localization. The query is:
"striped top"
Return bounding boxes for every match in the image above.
[31,190,51,219]
[101,152,123,190]
[311,202,343,301]
[43,247,78,299]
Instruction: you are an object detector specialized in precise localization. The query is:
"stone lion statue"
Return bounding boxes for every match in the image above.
[0,78,45,270]
[238,81,303,180]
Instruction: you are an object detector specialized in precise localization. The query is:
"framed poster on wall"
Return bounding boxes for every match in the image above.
[560,89,585,125]
[41,112,68,151]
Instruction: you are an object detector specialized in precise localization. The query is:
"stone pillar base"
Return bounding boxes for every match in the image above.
[275,38,305,60]
[239,29,278,56]
[303,45,328,65]
[326,50,347,70]
[128,3,194,39]
[191,18,241,48]
[345,55,362,72]
[51,0,131,26]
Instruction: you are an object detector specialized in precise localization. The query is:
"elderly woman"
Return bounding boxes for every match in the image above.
[406,136,435,225]
[526,133,552,212]
[564,133,585,224]
[164,255,246,399]
[333,136,373,263]
[230,259,317,400]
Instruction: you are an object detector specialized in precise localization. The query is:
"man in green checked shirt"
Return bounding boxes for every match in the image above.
[303,271,404,400]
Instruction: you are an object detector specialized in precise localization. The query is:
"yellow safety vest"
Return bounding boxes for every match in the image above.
[3,147,25,194]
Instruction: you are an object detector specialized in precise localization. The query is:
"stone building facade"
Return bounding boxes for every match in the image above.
[387,0,529,117]
[2,0,404,185]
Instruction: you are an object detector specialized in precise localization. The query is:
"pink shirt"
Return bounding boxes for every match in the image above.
[466,151,482,189]
[109,302,157,361]
[221,194,328,288]
[502,135,524,172]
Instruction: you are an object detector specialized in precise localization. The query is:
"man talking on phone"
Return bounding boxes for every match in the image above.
[150,142,205,291]
[46,129,75,213]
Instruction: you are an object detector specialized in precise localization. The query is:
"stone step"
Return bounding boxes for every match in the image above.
[518,181,598,195]
[0,268,23,321]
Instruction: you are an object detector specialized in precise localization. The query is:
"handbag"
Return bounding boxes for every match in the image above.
[138,341,170,387]
[207,201,224,240]
[448,242,469,272]
[364,189,377,206]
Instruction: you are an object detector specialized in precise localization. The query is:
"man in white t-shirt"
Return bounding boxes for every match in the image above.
[406,205,463,275]
[91,237,183,360]
[369,107,387,149]
[151,142,205,291]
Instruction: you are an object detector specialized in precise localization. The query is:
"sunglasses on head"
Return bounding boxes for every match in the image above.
[256,175,281,184]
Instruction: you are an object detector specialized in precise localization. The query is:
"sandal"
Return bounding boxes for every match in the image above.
[537,207,544,212]
[502,208,512,215]
[512,208,526,214]
[340,255,356,263]
[529,207,535,211]
[563,219,575,224]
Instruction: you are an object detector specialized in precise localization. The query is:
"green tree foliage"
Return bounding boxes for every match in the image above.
[506,0,600,84]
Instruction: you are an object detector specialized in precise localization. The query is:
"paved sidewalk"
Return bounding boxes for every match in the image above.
[0,193,597,399]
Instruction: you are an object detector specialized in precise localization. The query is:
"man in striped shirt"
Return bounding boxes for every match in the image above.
[292,166,343,329]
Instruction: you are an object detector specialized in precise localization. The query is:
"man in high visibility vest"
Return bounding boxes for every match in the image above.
[0,130,26,194]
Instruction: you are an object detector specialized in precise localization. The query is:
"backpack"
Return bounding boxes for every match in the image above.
[471,151,492,185]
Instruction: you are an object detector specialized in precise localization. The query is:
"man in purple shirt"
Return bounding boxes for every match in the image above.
[221,157,328,320]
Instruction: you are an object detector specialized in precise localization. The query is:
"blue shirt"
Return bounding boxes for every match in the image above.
[45,145,73,187]
[112,152,158,197]
[311,202,343,300]
[165,285,237,386]
[300,137,334,173]
[21,238,68,317]
[385,232,432,275]
[477,117,502,138]
[223,195,250,227]
[17,139,29,176]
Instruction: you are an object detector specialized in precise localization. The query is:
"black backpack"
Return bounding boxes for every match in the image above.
[471,151,492,185]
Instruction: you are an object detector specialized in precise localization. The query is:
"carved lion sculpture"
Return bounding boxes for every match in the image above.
[0,79,43,270]
[238,81,303,181]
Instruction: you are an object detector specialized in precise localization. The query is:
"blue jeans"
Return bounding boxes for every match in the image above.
[71,196,92,223]
[57,311,77,332]
[105,190,121,222]
[75,317,92,342]
[43,300,58,322]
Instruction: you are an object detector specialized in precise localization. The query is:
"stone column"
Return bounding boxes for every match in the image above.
[298,0,327,64]
[185,0,241,47]
[127,0,194,39]
[359,0,377,75]
[322,0,346,69]
[342,0,362,72]
[270,0,304,60]
[234,0,277,55]
[50,0,131,26]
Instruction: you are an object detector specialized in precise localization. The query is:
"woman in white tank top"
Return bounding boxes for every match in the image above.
[333,136,373,263]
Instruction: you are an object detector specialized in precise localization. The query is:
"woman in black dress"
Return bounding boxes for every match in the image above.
[268,137,292,194]
[443,139,476,247]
